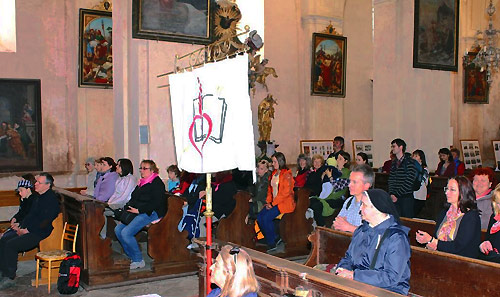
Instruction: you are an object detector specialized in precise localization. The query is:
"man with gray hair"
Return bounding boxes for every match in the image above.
[80,157,97,196]
[332,164,374,233]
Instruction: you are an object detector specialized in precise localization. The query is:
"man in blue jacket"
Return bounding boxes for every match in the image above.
[335,189,411,295]
[0,173,60,289]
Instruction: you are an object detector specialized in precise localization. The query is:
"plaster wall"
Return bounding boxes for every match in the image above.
[0,0,113,189]
[373,0,452,169]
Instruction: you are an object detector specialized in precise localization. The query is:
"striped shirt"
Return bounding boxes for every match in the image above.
[388,154,418,197]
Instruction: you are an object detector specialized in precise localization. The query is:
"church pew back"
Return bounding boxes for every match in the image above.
[305,226,500,297]
[195,238,402,297]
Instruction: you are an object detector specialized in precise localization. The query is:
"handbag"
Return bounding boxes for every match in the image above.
[113,207,138,225]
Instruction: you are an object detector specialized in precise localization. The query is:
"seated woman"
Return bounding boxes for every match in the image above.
[355,152,369,166]
[0,174,37,239]
[80,157,97,196]
[257,152,295,253]
[304,154,326,197]
[114,160,166,270]
[208,245,259,297]
[471,167,496,230]
[294,154,311,188]
[436,148,456,177]
[94,157,119,202]
[335,189,410,295]
[100,159,137,238]
[416,176,481,258]
[309,152,351,227]
[249,160,271,220]
[479,184,500,263]
[166,164,181,192]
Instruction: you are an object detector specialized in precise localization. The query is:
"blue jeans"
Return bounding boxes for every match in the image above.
[257,206,280,247]
[115,211,159,262]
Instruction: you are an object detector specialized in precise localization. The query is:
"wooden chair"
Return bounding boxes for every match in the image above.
[35,222,79,293]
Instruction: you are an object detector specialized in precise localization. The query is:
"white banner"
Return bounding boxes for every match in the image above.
[169,54,255,174]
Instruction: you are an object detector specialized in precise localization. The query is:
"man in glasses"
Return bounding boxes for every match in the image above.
[0,173,60,289]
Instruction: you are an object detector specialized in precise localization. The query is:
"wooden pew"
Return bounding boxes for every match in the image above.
[194,238,402,297]
[278,187,313,257]
[305,226,500,297]
[216,191,255,248]
[54,188,198,289]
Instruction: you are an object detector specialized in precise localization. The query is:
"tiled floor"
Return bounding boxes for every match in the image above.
[0,261,199,297]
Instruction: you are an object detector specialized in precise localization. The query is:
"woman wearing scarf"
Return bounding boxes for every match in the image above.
[115,159,166,270]
[416,176,481,258]
[479,184,500,263]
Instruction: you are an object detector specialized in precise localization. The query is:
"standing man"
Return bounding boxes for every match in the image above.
[388,138,417,218]
[0,173,60,289]
[333,164,374,232]
[327,136,345,160]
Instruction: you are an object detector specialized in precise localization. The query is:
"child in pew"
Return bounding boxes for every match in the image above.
[208,245,259,297]
[249,160,271,220]
[479,183,500,263]
[166,164,181,192]
[0,175,37,240]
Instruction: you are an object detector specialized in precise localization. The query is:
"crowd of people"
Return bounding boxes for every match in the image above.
[1,137,499,294]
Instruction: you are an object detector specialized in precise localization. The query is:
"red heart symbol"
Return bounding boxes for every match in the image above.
[188,113,213,157]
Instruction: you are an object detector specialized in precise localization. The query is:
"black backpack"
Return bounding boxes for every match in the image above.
[403,157,425,192]
[57,253,82,294]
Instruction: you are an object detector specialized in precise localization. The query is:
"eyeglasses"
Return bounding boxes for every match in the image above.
[139,167,151,170]
[444,187,458,193]
[229,247,240,264]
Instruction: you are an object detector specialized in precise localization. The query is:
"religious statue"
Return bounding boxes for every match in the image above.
[257,94,277,142]
[249,54,278,95]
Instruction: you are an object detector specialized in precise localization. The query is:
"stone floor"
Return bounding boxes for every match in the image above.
[0,260,199,297]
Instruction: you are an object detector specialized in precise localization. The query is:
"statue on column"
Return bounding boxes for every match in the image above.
[257,94,277,142]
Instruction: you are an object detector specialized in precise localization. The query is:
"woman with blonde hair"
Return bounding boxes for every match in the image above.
[208,245,259,297]
[479,184,500,263]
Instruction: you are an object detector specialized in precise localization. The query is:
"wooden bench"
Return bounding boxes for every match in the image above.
[54,188,198,289]
[194,237,403,297]
[305,226,500,297]
[216,191,255,248]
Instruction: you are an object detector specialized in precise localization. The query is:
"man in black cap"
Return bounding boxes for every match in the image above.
[335,189,411,295]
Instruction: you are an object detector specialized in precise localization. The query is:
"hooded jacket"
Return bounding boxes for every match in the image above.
[337,215,411,295]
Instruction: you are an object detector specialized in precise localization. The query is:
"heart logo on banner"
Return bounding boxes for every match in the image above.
[188,77,213,158]
[189,113,213,157]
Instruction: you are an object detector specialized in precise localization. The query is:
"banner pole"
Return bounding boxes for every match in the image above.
[204,173,214,295]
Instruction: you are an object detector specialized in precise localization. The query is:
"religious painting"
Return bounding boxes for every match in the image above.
[300,140,334,161]
[492,140,500,170]
[311,33,347,97]
[132,0,214,45]
[413,0,459,71]
[78,9,113,88]
[463,51,489,103]
[0,79,42,172]
[460,139,482,170]
[352,140,374,167]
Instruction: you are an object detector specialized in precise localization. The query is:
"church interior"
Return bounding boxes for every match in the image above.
[0,0,500,296]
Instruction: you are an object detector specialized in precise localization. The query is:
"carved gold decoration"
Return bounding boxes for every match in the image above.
[258,94,277,142]
[249,55,278,95]
[321,22,340,36]
[92,0,112,11]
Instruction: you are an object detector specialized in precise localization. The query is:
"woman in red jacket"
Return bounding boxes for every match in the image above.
[257,152,296,253]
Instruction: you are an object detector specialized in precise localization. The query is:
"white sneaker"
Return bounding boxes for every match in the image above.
[130,260,145,270]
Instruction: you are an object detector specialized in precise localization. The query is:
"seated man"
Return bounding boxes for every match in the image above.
[335,189,411,295]
[332,164,374,232]
[0,173,60,289]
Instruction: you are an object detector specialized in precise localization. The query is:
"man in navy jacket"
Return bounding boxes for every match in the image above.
[0,173,60,289]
